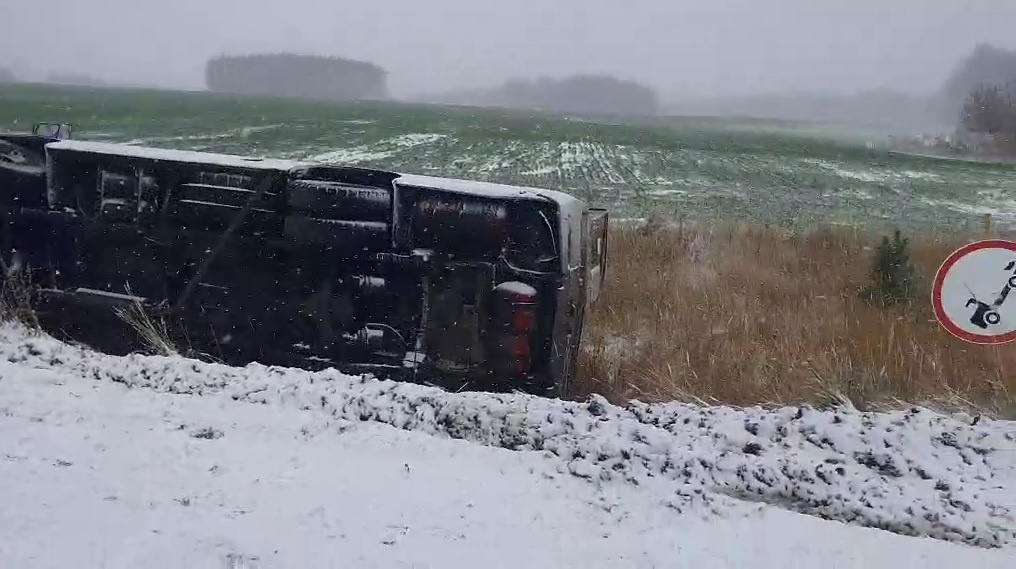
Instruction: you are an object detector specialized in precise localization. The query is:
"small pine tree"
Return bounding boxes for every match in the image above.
[862,229,915,306]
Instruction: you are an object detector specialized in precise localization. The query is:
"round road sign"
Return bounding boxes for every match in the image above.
[932,239,1016,344]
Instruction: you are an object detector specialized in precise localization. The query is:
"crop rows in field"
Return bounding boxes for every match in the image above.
[3,84,1016,230]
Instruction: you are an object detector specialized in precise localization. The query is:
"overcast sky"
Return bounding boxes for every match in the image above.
[2,0,1015,100]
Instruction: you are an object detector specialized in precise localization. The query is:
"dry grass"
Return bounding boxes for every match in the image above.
[574,219,1016,417]
[111,287,178,358]
[1,216,1011,417]
[0,265,178,357]
[0,263,40,331]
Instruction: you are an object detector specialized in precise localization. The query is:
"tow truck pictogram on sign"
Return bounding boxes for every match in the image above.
[932,239,1016,344]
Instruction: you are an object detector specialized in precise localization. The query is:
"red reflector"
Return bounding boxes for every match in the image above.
[490,282,537,377]
[514,291,536,302]
[513,309,536,333]
[509,335,531,358]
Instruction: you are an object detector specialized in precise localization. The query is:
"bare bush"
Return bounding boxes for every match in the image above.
[961,84,1016,156]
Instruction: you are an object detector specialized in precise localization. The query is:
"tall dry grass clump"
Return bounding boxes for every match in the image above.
[575,220,1016,416]
[0,263,40,330]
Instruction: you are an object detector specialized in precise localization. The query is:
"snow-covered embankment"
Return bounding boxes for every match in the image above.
[0,322,1014,564]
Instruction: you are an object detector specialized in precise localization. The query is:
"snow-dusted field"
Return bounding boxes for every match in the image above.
[5,83,1016,230]
[1,323,1014,568]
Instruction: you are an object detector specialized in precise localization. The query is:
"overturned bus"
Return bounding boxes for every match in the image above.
[0,129,608,397]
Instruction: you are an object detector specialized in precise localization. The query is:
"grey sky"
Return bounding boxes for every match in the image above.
[2,0,1015,99]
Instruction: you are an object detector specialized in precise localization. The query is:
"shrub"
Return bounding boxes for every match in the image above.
[861,229,916,307]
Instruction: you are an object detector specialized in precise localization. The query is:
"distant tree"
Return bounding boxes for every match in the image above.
[480,74,659,117]
[0,65,15,84]
[939,43,1016,121]
[960,84,1016,155]
[205,53,389,102]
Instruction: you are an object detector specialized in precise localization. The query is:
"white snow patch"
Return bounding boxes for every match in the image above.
[0,325,1011,564]
[306,133,447,164]
[799,158,888,183]
[122,133,233,146]
[902,170,944,181]
[520,165,557,176]
[122,124,285,146]
[841,188,876,200]
[4,360,1015,567]
[308,145,394,164]
[918,197,1016,222]
[647,188,690,197]
[389,133,446,147]
[238,124,285,138]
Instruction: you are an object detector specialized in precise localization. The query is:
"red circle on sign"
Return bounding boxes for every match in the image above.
[932,239,1016,344]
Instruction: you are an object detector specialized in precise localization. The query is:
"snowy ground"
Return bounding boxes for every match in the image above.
[1,323,1015,568]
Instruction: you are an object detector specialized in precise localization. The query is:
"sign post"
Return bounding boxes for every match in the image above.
[932,239,1016,344]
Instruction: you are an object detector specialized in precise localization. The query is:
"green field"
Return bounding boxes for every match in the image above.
[2,83,1014,230]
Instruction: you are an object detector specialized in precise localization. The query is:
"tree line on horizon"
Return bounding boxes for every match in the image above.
[948,44,1016,156]
[203,53,660,117]
[204,53,390,102]
[422,75,661,117]
[7,42,1016,131]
